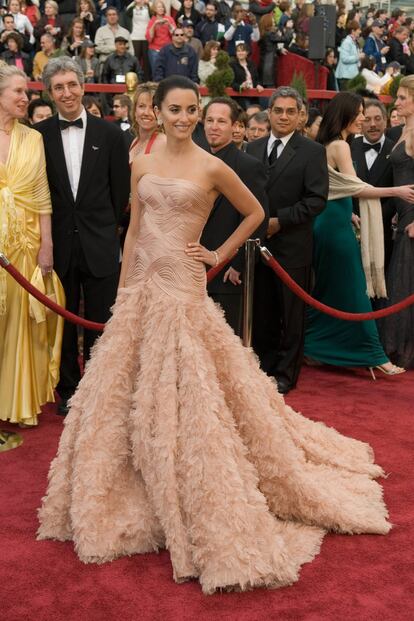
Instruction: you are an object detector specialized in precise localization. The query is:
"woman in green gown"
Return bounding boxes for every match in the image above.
[304,92,414,376]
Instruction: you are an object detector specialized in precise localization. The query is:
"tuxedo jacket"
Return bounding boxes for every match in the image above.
[35,113,130,278]
[200,142,269,295]
[246,132,328,268]
[351,135,394,188]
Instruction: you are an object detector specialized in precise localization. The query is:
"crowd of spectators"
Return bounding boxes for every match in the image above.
[1,0,414,106]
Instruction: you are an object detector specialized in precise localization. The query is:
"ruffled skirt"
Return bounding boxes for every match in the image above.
[38,282,390,594]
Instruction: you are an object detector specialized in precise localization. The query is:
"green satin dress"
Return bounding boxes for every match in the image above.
[304,196,388,367]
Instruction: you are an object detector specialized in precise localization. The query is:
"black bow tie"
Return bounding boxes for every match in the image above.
[363,142,381,153]
[59,118,83,130]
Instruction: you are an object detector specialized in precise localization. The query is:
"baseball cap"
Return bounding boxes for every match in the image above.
[372,19,385,28]
[115,36,128,43]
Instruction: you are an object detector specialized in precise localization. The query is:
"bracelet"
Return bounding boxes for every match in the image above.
[212,250,220,267]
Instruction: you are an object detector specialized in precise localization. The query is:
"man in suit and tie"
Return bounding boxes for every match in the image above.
[247,86,328,394]
[200,97,268,335]
[36,57,130,415]
[351,99,395,272]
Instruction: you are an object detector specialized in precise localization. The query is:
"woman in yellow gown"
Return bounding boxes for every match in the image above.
[0,64,64,427]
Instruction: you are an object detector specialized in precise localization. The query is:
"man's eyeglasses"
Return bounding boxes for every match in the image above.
[173,33,185,36]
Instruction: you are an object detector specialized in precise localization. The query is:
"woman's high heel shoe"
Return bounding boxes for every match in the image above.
[368,364,406,380]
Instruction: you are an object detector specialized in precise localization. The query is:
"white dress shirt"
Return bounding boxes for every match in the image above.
[59,107,87,200]
[363,134,385,171]
[267,131,295,160]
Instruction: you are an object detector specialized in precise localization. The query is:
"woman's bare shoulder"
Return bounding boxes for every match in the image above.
[327,139,351,154]
[151,133,167,152]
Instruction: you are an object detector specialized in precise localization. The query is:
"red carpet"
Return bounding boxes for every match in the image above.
[1,366,414,621]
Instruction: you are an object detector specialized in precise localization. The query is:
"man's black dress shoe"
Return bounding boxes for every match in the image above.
[276,380,293,395]
[57,399,70,416]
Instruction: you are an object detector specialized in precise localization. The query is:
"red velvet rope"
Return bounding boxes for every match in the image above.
[2,249,414,331]
[261,247,414,321]
[0,254,228,331]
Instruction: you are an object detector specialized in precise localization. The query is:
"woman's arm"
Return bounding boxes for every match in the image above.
[38,214,53,276]
[118,162,142,288]
[185,158,264,266]
[332,139,414,202]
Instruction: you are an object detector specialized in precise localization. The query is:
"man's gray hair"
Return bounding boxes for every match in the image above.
[247,111,270,127]
[269,87,303,111]
[364,98,387,119]
[43,57,85,91]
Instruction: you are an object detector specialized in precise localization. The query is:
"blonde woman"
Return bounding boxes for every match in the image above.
[129,81,166,161]
[145,0,175,77]
[0,64,64,427]
[34,0,65,46]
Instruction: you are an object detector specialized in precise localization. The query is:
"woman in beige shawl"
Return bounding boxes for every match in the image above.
[304,92,414,377]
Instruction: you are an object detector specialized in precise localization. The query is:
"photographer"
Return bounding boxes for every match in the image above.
[223,4,260,57]
[76,0,100,41]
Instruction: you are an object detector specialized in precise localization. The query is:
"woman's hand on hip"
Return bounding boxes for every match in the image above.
[185,242,219,266]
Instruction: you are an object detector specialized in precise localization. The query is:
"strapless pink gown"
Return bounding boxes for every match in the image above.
[38,175,390,594]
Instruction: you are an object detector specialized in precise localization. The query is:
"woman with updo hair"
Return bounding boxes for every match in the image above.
[0,64,64,427]
[40,75,391,595]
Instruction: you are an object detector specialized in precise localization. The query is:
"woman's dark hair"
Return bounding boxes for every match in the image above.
[4,31,22,50]
[316,92,363,145]
[82,94,103,117]
[360,55,376,71]
[235,42,248,53]
[153,76,199,108]
[305,106,321,128]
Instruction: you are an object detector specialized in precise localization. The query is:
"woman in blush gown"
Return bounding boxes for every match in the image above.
[38,76,391,595]
[379,76,414,368]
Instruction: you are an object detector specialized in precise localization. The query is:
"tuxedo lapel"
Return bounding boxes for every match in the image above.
[46,116,73,204]
[367,141,393,185]
[76,114,102,206]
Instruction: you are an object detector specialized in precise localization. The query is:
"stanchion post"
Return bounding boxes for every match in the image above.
[242,239,259,347]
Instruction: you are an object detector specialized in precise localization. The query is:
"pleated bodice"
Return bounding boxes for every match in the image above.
[126,174,213,303]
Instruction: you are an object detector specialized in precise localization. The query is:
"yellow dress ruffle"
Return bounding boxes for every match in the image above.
[0,121,64,425]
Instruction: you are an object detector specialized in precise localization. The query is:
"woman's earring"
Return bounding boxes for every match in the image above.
[157,117,163,126]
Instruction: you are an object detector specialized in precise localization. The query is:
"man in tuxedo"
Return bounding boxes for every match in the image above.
[36,58,130,415]
[200,97,268,335]
[247,86,328,393]
[351,99,395,272]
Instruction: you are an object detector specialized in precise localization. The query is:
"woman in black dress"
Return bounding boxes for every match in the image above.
[379,75,414,368]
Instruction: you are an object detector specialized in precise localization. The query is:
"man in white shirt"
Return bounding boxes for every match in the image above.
[36,57,130,415]
[247,86,328,394]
